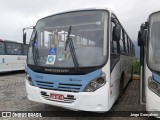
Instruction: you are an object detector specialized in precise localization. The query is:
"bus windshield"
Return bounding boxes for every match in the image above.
[148,11,160,71]
[27,10,108,70]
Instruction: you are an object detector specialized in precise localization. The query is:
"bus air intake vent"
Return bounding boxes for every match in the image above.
[58,83,82,92]
[36,81,82,92]
[36,81,54,89]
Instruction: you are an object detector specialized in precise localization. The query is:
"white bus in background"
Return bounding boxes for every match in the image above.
[25,8,135,112]
[0,39,28,73]
[138,11,160,115]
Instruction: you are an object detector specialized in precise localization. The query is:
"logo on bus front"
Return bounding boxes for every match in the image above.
[35,75,43,79]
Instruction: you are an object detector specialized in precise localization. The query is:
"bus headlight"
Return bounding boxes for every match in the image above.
[84,73,106,92]
[148,76,160,96]
[89,82,97,90]
[26,74,33,86]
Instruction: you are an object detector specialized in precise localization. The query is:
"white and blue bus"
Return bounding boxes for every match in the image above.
[138,11,160,113]
[25,8,135,112]
[0,39,28,73]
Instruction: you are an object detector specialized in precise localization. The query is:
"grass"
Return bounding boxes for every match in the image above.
[133,58,140,75]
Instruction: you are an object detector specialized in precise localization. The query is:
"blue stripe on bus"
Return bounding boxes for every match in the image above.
[153,73,160,84]
[26,67,101,92]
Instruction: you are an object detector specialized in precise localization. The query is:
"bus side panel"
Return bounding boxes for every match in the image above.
[0,55,12,72]
[0,55,26,72]
[110,60,121,106]
[12,56,26,70]
[102,57,111,110]
[121,54,132,88]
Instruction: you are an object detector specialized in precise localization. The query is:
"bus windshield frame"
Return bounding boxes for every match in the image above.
[147,11,160,72]
[27,10,109,74]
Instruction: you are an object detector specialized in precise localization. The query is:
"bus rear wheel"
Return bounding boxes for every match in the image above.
[119,73,124,98]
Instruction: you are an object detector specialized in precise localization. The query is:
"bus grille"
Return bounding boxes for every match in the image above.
[36,81,82,92]
[40,92,76,103]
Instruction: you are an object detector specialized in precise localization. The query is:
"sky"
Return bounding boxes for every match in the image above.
[0,0,160,56]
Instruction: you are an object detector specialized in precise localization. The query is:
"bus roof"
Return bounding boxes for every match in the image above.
[38,7,113,21]
[4,40,17,43]
[147,10,160,22]
[0,39,19,43]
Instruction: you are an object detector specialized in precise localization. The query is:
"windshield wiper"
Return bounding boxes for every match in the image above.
[65,26,79,71]
[32,42,39,69]
[65,26,71,51]
[31,29,40,69]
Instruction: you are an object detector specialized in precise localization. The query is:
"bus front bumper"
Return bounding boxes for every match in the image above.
[26,80,110,112]
[146,87,160,111]
[146,87,160,118]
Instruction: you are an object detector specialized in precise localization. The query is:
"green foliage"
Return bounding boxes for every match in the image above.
[133,59,140,74]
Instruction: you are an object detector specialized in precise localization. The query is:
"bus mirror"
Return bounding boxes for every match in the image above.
[23,32,26,44]
[31,29,37,41]
[113,25,121,41]
[142,30,147,46]
[138,31,143,46]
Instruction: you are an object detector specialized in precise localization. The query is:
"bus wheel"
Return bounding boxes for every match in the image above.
[130,66,133,80]
[119,73,124,98]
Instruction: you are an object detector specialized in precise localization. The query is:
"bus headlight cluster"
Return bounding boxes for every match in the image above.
[84,73,106,92]
[148,76,160,95]
[26,73,33,86]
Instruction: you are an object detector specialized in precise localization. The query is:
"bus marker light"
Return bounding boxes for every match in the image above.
[26,74,33,86]
[41,91,47,96]
[149,82,158,89]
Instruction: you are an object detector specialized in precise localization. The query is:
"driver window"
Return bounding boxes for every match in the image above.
[111,21,118,54]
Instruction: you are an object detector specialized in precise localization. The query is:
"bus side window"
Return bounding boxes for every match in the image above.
[111,21,118,54]
[14,44,22,55]
[131,42,133,55]
[127,38,130,55]
[133,45,135,56]
[0,42,5,55]
[120,29,125,54]
[130,42,133,56]
[110,19,121,71]
[133,44,135,56]
[6,43,22,55]
[112,41,118,53]
[124,33,128,54]
[6,43,12,54]
[23,44,29,55]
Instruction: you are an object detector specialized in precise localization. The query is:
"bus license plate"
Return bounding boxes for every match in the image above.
[49,93,64,100]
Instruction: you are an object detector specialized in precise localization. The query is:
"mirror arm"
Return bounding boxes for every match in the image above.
[23,26,35,45]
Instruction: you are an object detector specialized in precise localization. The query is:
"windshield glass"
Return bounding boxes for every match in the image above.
[148,11,160,71]
[27,10,108,68]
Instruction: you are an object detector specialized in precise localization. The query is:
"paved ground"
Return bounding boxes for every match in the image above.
[0,71,156,120]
